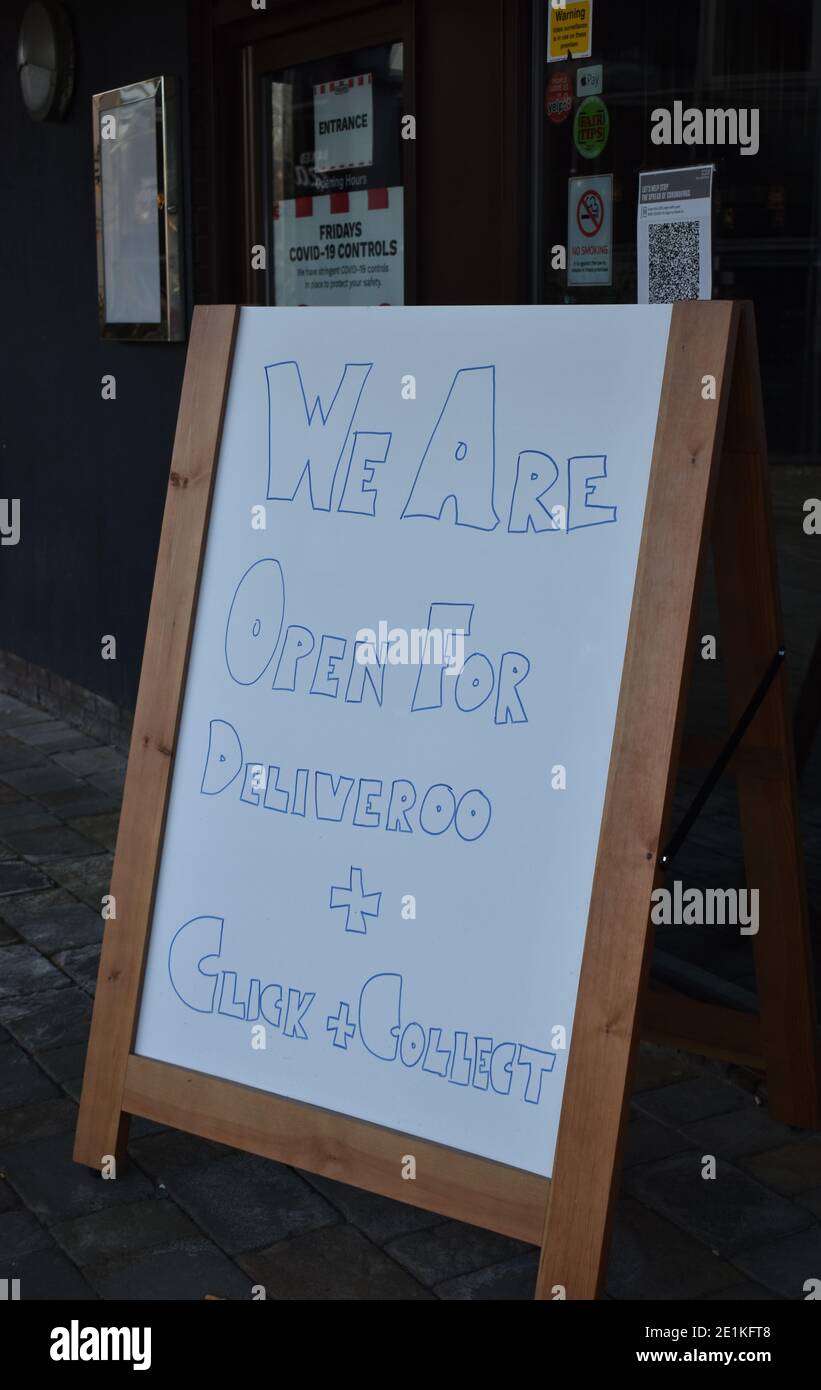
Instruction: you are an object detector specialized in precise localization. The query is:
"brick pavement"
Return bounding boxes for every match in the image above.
[1,689,820,1300]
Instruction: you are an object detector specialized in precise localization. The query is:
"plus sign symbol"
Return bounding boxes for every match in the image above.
[329,866,382,934]
[326,1000,356,1049]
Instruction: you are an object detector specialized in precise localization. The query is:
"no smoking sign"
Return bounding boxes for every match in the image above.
[576,188,604,237]
[567,174,612,288]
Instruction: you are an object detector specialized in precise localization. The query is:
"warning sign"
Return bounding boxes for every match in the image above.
[568,174,612,287]
[545,70,574,123]
[548,0,593,63]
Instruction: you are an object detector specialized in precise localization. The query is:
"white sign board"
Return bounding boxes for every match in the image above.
[273,188,404,306]
[568,174,613,287]
[133,305,671,1177]
[313,74,373,174]
[637,165,714,303]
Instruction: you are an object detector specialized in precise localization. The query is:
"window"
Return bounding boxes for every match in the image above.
[535,0,821,464]
[260,42,405,306]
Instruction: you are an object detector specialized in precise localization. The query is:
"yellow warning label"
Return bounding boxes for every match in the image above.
[548,0,593,62]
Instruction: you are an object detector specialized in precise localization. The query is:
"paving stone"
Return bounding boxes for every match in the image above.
[86,769,126,797]
[1,825,100,863]
[0,805,58,832]
[605,1197,737,1299]
[702,1281,781,1300]
[7,899,102,953]
[634,1075,754,1127]
[796,1187,821,1219]
[622,1115,695,1169]
[0,1043,59,1108]
[8,722,95,753]
[0,986,92,1050]
[0,694,50,723]
[631,1046,701,1093]
[0,1096,77,1147]
[0,1209,53,1258]
[622,1152,813,1256]
[435,1251,540,1299]
[89,1238,252,1301]
[41,789,118,819]
[0,1131,153,1223]
[52,1199,199,1266]
[66,813,120,852]
[682,1106,796,1160]
[0,764,79,797]
[731,1228,821,1299]
[0,738,46,774]
[0,943,69,998]
[0,784,21,804]
[4,711,62,733]
[41,854,113,907]
[3,1245,97,1299]
[0,861,51,897]
[738,1140,821,1196]
[0,887,75,925]
[129,1127,234,1175]
[0,921,18,945]
[238,1223,431,1299]
[52,944,100,994]
[0,1174,21,1212]
[163,1153,338,1254]
[54,747,125,777]
[37,1042,87,1084]
[128,1116,168,1140]
[298,1170,444,1244]
[385,1219,528,1286]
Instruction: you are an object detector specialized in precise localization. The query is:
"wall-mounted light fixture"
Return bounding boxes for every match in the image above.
[17,0,75,122]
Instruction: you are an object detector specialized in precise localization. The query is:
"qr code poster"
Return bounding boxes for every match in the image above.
[637,165,713,304]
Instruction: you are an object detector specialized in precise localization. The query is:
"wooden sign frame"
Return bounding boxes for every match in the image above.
[75,300,819,1300]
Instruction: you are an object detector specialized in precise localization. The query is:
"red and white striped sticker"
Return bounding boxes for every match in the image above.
[314,73,372,97]
[274,189,393,220]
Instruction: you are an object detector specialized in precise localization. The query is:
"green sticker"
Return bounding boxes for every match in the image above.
[574,96,610,160]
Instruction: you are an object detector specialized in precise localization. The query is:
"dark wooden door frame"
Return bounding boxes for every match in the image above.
[188,0,534,308]
[188,0,417,306]
[243,5,412,305]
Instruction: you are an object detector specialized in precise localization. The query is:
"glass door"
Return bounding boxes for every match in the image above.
[247,17,408,307]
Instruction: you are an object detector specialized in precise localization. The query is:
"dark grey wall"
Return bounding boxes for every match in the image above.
[0,0,190,709]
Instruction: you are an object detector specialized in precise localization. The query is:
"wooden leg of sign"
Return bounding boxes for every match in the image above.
[535,302,741,1300]
[73,306,240,1171]
[794,627,821,780]
[711,305,821,1129]
[642,983,762,1069]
